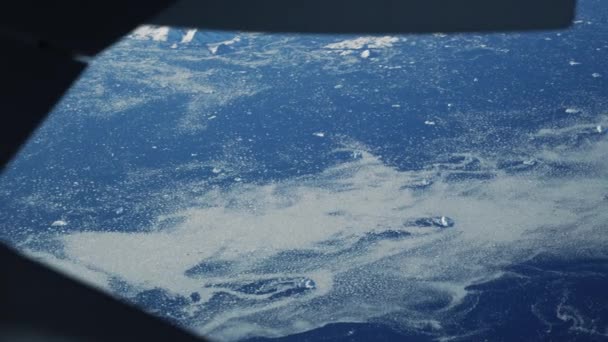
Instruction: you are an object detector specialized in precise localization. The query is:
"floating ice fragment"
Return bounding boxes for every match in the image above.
[592,73,602,78]
[424,120,436,126]
[51,220,68,227]
[208,115,217,120]
[569,60,581,66]
[115,207,124,215]
[212,167,222,174]
[597,125,603,133]
[313,132,325,137]
[234,177,242,182]
[360,49,371,59]
[228,277,316,300]
[151,146,157,149]
[334,84,343,89]
[181,29,197,43]
[407,216,455,228]
[401,178,433,190]
[391,104,401,108]
[565,108,581,114]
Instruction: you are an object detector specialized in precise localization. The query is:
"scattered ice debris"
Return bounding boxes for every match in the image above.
[497,159,538,173]
[565,108,581,114]
[222,277,316,300]
[51,220,68,227]
[313,132,325,137]
[407,216,455,228]
[115,207,124,215]
[360,49,371,59]
[359,230,412,244]
[569,60,581,66]
[592,73,602,78]
[424,120,436,126]
[212,167,222,174]
[401,178,433,190]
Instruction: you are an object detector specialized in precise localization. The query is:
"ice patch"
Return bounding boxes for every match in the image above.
[424,120,436,126]
[592,73,602,78]
[313,132,325,137]
[42,135,608,340]
[565,108,581,114]
[51,220,68,227]
[360,50,371,59]
[569,60,581,66]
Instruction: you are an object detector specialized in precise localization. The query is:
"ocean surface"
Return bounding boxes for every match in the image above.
[1,0,607,340]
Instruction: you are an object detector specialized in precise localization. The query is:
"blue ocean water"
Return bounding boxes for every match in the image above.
[1,0,608,340]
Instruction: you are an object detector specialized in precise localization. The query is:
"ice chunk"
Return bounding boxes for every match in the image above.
[51,220,68,227]
[424,120,436,126]
[230,277,316,300]
[313,132,325,137]
[360,49,371,59]
[181,29,197,43]
[565,108,580,114]
[407,216,455,228]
